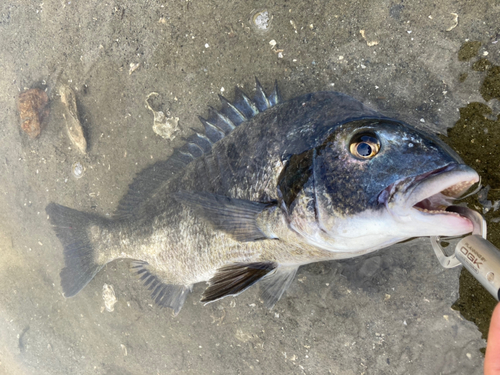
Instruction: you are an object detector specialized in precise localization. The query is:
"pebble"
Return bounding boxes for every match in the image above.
[60,85,87,153]
[18,88,49,139]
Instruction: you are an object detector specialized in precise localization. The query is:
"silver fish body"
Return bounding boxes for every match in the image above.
[47,82,479,314]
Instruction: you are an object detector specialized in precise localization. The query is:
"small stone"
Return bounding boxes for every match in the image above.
[72,162,85,179]
[18,88,50,139]
[102,284,117,312]
[252,10,270,32]
[60,85,87,153]
[129,62,140,75]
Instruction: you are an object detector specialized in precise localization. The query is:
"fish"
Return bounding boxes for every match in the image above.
[46,79,479,314]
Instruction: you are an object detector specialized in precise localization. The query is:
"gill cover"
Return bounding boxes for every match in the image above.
[278,118,469,252]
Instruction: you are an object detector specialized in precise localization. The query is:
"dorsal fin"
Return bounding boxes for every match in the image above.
[268,80,282,107]
[198,116,225,143]
[233,86,259,118]
[218,94,247,125]
[253,77,273,111]
[113,152,191,220]
[113,80,281,220]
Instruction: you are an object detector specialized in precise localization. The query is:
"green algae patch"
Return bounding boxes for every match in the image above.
[472,58,492,72]
[444,101,500,345]
[452,270,497,347]
[481,65,500,101]
[446,102,500,187]
[458,41,482,61]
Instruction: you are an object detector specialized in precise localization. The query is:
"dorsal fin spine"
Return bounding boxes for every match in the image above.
[187,132,212,152]
[208,107,236,132]
[195,132,213,145]
[178,150,195,160]
[199,116,225,142]
[269,80,282,107]
[186,142,204,158]
[113,80,280,220]
[233,87,259,118]
[254,77,271,111]
[218,94,247,125]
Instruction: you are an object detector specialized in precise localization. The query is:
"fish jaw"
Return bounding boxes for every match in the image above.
[285,163,479,256]
[378,163,479,237]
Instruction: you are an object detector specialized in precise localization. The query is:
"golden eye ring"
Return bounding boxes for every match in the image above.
[349,133,380,159]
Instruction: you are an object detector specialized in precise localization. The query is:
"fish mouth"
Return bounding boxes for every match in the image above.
[378,164,480,236]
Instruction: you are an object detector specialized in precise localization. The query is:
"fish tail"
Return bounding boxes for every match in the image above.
[46,203,107,297]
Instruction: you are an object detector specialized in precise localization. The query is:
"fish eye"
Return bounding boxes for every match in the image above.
[349,132,380,159]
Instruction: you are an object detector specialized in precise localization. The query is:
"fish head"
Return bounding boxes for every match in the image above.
[279,119,479,256]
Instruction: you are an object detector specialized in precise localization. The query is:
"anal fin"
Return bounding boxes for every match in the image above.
[259,265,299,309]
[131,261,192,315]
[201,262,276,303]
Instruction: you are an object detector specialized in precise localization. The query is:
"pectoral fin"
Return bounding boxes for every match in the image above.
[201,262,277,303]
[174,192,276,241]
[259,265,299,309]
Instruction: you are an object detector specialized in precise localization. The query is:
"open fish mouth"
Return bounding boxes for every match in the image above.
[378,164,480,236]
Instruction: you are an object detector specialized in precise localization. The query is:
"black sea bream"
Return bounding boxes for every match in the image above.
[47,80,479,314]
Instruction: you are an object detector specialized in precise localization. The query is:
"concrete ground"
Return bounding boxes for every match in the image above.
[0,0,499,374]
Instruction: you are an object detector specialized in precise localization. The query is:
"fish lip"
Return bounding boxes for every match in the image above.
[378,163,479,213]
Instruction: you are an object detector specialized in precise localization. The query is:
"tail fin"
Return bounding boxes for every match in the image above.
[46,203,106,297]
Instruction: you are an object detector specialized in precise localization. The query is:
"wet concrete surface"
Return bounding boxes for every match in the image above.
[1,0,500,374]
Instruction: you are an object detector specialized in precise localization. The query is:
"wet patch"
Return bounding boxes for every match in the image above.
[446,102,500,188]
[443,41,500,347]
[458,41,482,61]
[472,58,493,72]
[452,270,497,353]
[481,66,500,101]
[459,72,468,83]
